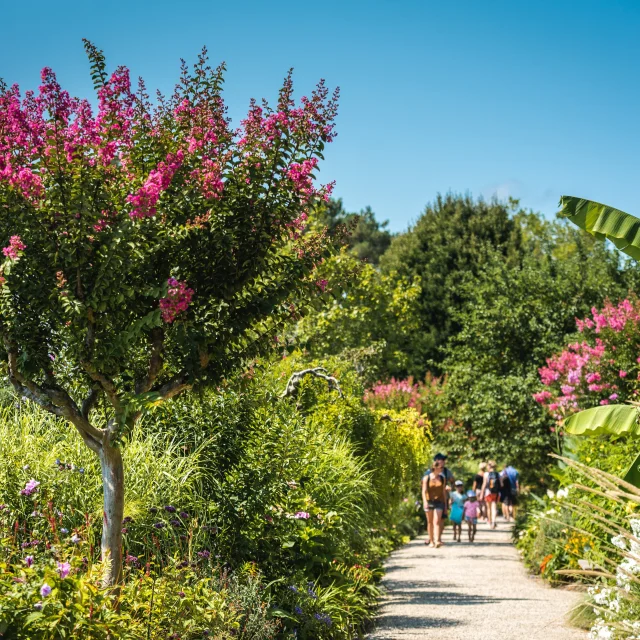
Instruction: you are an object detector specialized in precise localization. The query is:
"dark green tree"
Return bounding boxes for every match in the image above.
[380,194,523,375]
[315,198,392,265]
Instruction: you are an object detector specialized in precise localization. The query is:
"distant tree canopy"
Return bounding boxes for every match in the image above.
[439,218,640,473]
[315,198,392,265]
[380,194,523,375]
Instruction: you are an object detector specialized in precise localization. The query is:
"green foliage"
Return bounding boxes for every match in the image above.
[439,217,638,476]
[313,199,392,265]
[380,193,523,374]
[561,195,640,261]
[295,250,421,381]
[0,351,431,638]
[565,405,640,437]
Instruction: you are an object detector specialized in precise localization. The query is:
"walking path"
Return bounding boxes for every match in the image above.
[368,519,587,639]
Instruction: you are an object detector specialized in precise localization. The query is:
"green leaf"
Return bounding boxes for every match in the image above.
[560,196,640,261]
[623,450,640,488]
[24,611,44,625]
[564,404,640,437]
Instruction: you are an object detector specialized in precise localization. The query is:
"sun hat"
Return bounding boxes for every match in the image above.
[466,490,475,498]
[455,480,463,486]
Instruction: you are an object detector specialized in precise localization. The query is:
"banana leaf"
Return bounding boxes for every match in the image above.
[560,196,640,261]
[565,405,640,487]
[564,404,640,437]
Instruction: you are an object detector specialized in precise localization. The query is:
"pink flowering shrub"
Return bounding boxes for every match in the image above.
[0,41,341,585]
[536,299,640,420]
[364,373,445,420]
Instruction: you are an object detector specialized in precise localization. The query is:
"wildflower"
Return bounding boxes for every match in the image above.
[33,601,43,611]
[24,555,34,567]
[121,527,128,534]
[57,562,71,579]
[153,522,165,529]
[620,370,628,378]
[164,505,177,513]
[123,516,133,523]
[170,519,180,527]
[179,511,189,519]
[125,554,139,565]
[20,479,40,496]
[60,528,69,534]
[178,591,185,598]
[294,511,310,519]
[295,606,304,615]
[197,550,211,559]
[71,534,81,544]
[288,585,299,593]
[40,583,52,597]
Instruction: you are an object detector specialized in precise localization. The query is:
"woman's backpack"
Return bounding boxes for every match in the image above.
[488,470,501,494]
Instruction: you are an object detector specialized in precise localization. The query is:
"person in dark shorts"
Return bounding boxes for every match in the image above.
[501,464,520,521]
[500,468,513,521]
[421,459,447,547]
[481,460,501,529]
[432,452,454,538]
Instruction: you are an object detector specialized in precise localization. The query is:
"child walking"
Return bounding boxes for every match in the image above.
[449,480,466,542]
[464,490,480,542]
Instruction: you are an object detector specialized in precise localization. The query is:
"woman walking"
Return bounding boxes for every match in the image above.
[473,462,487,522]
[421,459,447,547]
[481,460,502,529]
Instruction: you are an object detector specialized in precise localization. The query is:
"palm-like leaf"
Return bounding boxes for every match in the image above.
[560,196,640,261]
[564,404,640,437]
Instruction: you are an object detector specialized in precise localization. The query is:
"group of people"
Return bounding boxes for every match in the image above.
[421,453,520,547]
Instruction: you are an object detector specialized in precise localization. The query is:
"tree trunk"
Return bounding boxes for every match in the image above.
[99,440,124,587]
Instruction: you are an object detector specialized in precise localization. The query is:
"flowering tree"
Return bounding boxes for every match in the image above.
[0,41,340,585]
[534,299,640,421]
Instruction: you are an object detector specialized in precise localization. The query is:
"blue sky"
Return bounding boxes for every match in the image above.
[2,0,639,231]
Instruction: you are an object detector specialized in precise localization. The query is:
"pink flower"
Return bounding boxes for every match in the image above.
[600,399,610,405]
[533,391,551,404]
[20,479,40,496]
[294,511,310,519]
[159,278,194,323]
[609,393,619,401]
[2,235,26,260]
[316,279,328,292]
[620,370,628,378]
[561,385,575,396]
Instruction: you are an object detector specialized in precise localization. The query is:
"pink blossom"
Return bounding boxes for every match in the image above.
[159,278,194,323]
[600,399,609,405]
[294,511,310,519]
[316,279,328,292]
[609,393,619,401]
[560,385,575,396]
[2,235,26,260]
[533,391,551,404]
[620,370,628,378]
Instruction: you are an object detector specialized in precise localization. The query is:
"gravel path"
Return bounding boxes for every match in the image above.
[368,519,587,639]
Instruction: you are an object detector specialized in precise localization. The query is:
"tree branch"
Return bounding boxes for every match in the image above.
[81,387,101,421]
[280,367,343,399]
[81,360,123,415]
[135,327,164,394]
[4,338,104,452]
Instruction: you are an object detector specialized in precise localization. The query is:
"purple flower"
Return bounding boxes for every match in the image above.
[178,591,185,598]
[294,511,310,520]
[149,507,158,514]
[20,479,40,496]
[610,393,619,401]
[123,516,133,523]
[33,601,43,611]
[164,505,176,513]
[153,522,165,529]
[126,554,139,565]
[24,555,34,568]
[0,504,7,510]
[57,562,71,579]
[121,527,128,534]
[71,534,81,544]
[60,528,69,534]
[40,583,52,597]
[197,550,211,559]
[289,585,299,593]
[170,519,180,527]
[179,511,189,519]
[295,606,303,615]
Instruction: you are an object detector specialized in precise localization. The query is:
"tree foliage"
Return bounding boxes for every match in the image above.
[440,220,639,472]
[380,193,523,374]
[0,41,340,583]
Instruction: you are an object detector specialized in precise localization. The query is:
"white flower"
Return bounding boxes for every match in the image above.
[556,488,569,499]
[611,534,628,551]
[546,489,555,499]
